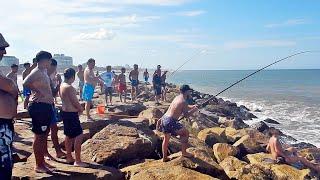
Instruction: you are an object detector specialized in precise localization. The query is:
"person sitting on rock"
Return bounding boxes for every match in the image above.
[157,85,199,162]
[60,68,88,167]
[266,127,320,172]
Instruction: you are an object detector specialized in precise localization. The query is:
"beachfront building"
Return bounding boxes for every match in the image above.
[53,54,73,68]
[0,56,19,67]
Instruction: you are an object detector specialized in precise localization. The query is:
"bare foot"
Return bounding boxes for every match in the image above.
[74,161,89,168]
[56,151,67,159]
[35,166,52,173]
[182,152,194,158]
[66,158,75,165]
[44,161,55,169]
[86,117,93,121]
[162,157,171,162]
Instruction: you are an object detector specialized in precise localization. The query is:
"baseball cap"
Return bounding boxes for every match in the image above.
[180,85,193,93]
[0,33,10,48]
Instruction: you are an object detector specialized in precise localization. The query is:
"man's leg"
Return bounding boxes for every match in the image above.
[119,91,123,102]
[162,134,171,162]
[85,100,92,119]
[65,136,75,164]
[105,94,108,106]
[34,134,51,173]
[79,87,83,100]
[131,86,134,101]
[50,123,65,158]
[109,89,113,105]
[74,134,88,167]
[124,90,127,103]
[135,86,139,100]
[24,96,30,109]
[175,128,193,158]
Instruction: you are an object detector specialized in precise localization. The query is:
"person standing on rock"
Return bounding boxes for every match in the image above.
[0,33,18,179]
[158,85,199,162]
[6,64,19,85]
[99,65,114,106]
[60,68,88,167]
[129,64,139,102]
[143,68,149,84]
[83,58,100,120]
[161,71,168,102]
[45,59,66,160]
[77,64,84,100]
[267,127,320,172]
[23,51,56,173]
[117,67,127,103]
[152,69,162,105]
[22,62,32,109]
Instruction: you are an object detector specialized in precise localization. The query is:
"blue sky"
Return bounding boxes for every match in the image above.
[1,0,320,70]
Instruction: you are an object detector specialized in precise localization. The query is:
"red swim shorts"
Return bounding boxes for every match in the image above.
[118,83,127,92]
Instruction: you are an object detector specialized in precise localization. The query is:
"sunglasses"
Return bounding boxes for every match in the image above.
[0,47,6,51]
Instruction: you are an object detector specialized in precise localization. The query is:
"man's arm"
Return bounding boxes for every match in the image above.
[0,75,19,97]
[182,102,199,118]
[128,71,133,81]
[274,139,287,158]
[68,87,83,112]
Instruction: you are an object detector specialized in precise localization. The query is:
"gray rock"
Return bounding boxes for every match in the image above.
[264,118,280,124]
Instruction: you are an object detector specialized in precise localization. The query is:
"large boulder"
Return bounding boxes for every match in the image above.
[81,124,159,166]
[197,128,228,147]
[245,153,320,179]
[219,156,269,180]
[13,161,124,180]
[233,135,265,156]
[213,143,239,163]
[250,121,270,133]
[226,128,269,146]
[122,147,227,179]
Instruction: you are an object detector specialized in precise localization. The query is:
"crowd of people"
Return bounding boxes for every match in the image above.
[1,32,320,179]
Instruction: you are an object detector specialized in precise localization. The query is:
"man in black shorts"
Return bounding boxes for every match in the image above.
[60,68,88,167]
[0,33,18,179]
[23,51,55,173]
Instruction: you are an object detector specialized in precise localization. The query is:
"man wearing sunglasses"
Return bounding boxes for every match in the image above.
[0,33,18,179]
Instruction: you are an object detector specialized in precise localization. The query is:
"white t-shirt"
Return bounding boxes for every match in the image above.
[100,72,114,87]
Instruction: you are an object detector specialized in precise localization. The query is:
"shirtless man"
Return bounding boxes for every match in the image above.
[267,127,320,172]
[157,85,199,162]
[22,62,32,109]
[23,51,57,173]
[129,64,139,102]
[117,67,127,103]
[60,68,88,167]
[45,59,66,160]
[83,59,101,120]
[0,33,18,179]
[143,69,149,84]
[77,65,84,100]
[6,64,19,85]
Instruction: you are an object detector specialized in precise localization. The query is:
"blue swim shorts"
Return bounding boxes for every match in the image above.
[51,107,59,124]
[82,83,95,101]
[23,88,31,97]
[160,115,184,136]
[131,80,139,87]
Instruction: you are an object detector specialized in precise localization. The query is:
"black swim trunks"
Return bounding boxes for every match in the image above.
[160,115,184,136]
[0,118,14,179]
[28,102,53,135]
[60,111,83,138]
[154,86,161,96]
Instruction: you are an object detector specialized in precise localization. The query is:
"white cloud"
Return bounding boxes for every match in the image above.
[265,19,306,28]
[174,10,206,17]
[224,40,297,49]
[78,0,193,6]
[73,28,117,40]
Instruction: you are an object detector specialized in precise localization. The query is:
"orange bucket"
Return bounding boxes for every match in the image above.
[97,105,105,114]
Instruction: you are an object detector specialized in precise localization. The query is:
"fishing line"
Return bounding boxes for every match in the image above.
[198,50,320,108]
[167,49,206,79]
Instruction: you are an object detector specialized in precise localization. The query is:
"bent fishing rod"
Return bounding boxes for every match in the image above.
[197,50,320,108]
[167,49,206,79]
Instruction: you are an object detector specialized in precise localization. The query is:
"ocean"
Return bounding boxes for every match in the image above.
[168,69,320,147]
[17,69,320,147]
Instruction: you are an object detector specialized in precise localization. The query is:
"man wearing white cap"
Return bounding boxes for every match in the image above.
[0,33,18,179]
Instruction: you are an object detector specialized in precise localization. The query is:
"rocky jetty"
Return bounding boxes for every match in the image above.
[12,84,320,179]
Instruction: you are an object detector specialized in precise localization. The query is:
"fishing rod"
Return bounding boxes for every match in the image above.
[167,49,206,79]
[198,50,320,108]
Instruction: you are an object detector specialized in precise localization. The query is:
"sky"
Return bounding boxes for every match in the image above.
[1,0,320,70]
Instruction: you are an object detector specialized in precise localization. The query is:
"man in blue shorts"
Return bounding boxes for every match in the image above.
[0,33,18,179]
[153,69,162,105]
[22,62,32,109]
[129,64,139,102]
[83,59,100,120]
[157,85,199,162]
